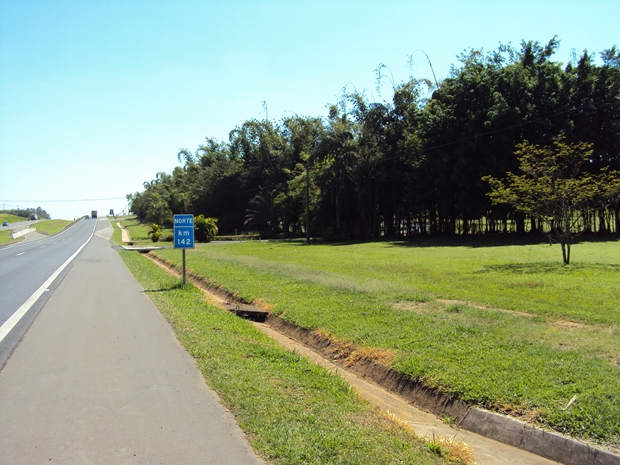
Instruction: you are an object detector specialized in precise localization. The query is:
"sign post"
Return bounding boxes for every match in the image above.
[173,214,195,285]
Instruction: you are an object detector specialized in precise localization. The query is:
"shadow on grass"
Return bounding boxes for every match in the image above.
[477,262,620,274]
[143,281,186,293]
[275,232,620,249]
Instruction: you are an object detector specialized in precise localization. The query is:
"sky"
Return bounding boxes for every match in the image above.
[1,0,618,220]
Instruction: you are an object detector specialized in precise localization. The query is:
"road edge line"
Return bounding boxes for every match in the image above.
[0,225,95,344]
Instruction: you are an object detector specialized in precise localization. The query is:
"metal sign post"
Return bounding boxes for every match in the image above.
[173,214,195,285]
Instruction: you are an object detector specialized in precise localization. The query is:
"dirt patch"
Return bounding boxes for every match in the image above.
[390,301,432,313]
[438,299,537,318]
[552,319,588,330]
[437,300,616,337]
[116,222,132,243]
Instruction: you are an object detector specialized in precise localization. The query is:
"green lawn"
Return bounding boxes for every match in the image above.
[33,219,73,236]
[119,249,456,465]
[0,218,74,245]
[151,237,620,447]
[0,213,30,245]
[0,230,22,245]
[0,213,26,224]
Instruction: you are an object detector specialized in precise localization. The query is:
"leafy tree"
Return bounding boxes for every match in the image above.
[484,135,620,264]
[146,192,172,226]
[244,192,276,231]
[194,215,218,242]
[317,104,359,236]
[181,139,244,232]
[127,37,620,240]
[280,115,325,236]
[127,191,148,222]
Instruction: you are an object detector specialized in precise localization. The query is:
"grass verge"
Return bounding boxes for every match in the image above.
[0,229,22,245]
[118,249,454,465]
[0,217,72,245]
[151,239,620,448]
[33,219,73,236]
[0,213,25,224]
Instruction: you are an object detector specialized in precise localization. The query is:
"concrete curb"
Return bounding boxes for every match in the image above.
[265,315,620,465]
[461,409,619,465]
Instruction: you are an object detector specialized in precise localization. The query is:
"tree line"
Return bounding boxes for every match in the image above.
[0,207,51,220]
[127,38,620,240]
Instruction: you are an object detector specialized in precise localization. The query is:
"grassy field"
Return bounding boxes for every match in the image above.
[0,213,25,224]
[0,230,21,245]
[0,218,74,245]
[149,237,620,448]
[118,248,460,465]
[34,219,73,236]
[0,214,30,245]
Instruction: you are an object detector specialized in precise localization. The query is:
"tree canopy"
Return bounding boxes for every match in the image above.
[484,135,620,263]
[128,38,620,246]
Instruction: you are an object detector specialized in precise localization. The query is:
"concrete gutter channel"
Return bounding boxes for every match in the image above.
[264,316,618,465]
[133,249,618,465]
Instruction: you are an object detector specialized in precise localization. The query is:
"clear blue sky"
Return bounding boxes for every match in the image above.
[1,0,618,220]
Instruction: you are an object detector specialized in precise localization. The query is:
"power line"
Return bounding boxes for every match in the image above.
[0,197,126,203]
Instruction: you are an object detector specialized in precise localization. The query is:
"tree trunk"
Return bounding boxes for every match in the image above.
[598,210,607,233]
[560,241,569,265]
[515,212,525,234]
[335,192,341,231]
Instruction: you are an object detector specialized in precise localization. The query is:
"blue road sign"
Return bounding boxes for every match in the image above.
[173,214,195,249]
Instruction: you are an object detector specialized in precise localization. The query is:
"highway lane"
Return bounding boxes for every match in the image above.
[1,219,38,231]
[0,218,96,367]
[0,218,265,464]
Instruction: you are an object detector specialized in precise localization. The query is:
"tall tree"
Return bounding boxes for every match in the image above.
[484,135,620,264]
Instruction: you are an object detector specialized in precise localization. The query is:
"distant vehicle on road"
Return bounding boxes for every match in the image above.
[84,215,90,220]
[30,214,37,220]
[91,210,98,219]
[2,221,8,227]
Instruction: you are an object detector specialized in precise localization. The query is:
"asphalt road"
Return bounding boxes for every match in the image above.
[0,218,96,368]
[0,218,41,230]
[0,219,264,464]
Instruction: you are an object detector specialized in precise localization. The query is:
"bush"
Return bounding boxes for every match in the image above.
[148,223,162,242]
[194,215,218,242]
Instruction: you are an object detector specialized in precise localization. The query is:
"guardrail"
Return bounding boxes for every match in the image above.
[11,228,36,239]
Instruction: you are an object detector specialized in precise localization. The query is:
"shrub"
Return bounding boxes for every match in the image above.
[194,215,218,242]
[147,223,162,242]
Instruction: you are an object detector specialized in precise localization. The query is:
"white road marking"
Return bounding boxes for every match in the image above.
[15,252,25,256]
[0,227,95,344]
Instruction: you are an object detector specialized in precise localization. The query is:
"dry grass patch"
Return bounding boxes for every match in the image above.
[314,328,396,367]
[438,299,536,318]
[423,434,477,465]
[252,297,274,312]
[390,301,433,313]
